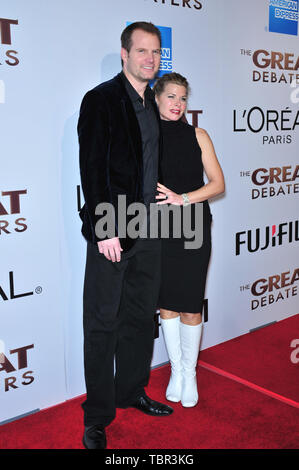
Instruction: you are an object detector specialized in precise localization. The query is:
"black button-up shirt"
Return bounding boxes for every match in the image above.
[121,72,159,209]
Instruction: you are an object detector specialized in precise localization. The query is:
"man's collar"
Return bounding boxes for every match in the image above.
[120,71,155,103]
[145,84,155,102]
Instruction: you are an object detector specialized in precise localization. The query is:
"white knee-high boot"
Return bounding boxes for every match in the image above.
[180,322,202,407]
[160,316,182,402]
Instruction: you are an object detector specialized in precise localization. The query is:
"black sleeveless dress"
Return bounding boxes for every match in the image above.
[158,119,212,313]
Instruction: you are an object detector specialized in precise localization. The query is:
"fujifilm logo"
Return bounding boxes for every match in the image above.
[235,220,299,255]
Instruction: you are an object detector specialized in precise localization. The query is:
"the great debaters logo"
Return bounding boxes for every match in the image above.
[269,0,298,36]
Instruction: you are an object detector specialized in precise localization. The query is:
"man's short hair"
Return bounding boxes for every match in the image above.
[121,21,162,52]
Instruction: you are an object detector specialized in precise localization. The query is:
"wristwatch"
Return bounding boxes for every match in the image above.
[182,193,190,206]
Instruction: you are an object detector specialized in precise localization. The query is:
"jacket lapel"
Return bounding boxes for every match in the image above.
[114,74,143,168]
[121,96,143,168]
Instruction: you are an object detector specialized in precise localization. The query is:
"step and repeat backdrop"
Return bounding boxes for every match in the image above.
[1,0,298,423]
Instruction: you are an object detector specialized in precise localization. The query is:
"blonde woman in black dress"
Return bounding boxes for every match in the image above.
[154,73,224,407]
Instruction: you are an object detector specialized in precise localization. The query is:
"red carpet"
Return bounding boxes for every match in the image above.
[200,314,299,402]
[0,315,298,449]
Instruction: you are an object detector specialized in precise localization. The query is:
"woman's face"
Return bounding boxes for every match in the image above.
[156,83,187,121]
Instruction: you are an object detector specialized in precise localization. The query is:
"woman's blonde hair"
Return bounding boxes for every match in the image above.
[153,72,190,97]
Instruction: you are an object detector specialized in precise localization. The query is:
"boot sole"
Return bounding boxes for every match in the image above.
[166,396,181,403]
[181,401,198,407]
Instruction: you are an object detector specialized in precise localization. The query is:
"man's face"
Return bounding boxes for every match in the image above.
[121,29,161,83]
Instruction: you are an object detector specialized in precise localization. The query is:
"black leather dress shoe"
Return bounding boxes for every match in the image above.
[83,425,107,449]
[131,395,173,417]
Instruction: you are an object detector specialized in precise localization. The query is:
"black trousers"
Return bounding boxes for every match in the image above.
[81,238,161,427]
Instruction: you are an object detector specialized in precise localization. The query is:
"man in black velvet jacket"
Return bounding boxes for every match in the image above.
[78,22,173,450]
